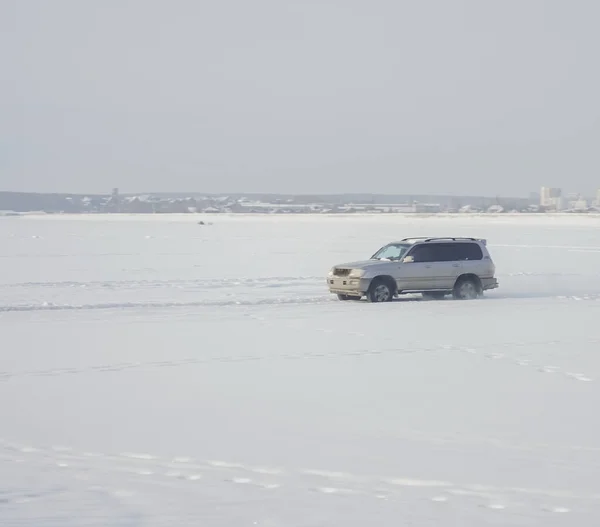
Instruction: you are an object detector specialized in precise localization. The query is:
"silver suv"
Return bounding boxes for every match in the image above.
[327,237,498,302]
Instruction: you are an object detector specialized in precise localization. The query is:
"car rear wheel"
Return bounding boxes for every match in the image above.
[452,277,480,300]
[367,279,393,303]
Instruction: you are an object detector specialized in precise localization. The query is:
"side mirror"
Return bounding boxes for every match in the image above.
[402,256,414,263]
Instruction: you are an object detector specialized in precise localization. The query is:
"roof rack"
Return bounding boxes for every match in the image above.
[401,236,478,242]
[400,237,487,246]
[423,237,477,242]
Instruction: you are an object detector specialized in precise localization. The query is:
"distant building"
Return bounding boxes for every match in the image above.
[540,187,563,210]
[106,187,121,213]
[568,197,588,211]
[413,203,442,213]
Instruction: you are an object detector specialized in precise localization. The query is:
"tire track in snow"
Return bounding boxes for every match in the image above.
[0,346,417,382]
[0,439,594,514]
[0,337,596,384]
[377,427,600,462]
[2,276,323,289]
[3,290,600,314]
[0,295,335,313]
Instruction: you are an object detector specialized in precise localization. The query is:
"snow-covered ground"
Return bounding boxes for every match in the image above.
[1,213,600,526]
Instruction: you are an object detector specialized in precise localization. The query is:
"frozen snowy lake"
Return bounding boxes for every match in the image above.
[1,213,600,526]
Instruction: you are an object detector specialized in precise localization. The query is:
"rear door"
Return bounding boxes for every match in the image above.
[423,243,463,290]
[455,242,488,279]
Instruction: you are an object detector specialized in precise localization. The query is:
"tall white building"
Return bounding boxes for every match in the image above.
[540,187,563,210]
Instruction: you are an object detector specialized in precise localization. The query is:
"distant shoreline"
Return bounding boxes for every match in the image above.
[4,211,600,219]
[2,190,596,214]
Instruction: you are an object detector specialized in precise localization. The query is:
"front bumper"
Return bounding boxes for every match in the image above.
[326,277,370,297]
[481,277,499,291]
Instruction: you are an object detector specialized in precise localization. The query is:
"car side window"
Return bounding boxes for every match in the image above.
[409,244,437,263]
[430,243,457,262]
[409,243,483,262]
[454,243,483,260]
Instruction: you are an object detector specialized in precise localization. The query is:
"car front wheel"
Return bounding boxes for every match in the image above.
[367,279,393,303]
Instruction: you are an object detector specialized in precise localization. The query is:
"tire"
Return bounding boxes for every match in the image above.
[367,278,394,303]
[422,292,446,300]
[452,277,481,300]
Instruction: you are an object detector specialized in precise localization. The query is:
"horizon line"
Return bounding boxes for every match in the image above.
[0,190,534,199]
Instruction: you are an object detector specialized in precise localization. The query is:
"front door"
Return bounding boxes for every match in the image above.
[395,244,440,291]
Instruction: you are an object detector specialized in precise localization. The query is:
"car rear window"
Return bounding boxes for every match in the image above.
[453,243,483,260]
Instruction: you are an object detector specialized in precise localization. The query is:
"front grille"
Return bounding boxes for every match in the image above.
[333,268,351,277]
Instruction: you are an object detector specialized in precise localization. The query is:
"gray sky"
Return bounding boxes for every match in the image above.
[1,0,599,197]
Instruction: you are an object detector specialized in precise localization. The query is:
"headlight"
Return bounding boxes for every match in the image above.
[348,269,365,278]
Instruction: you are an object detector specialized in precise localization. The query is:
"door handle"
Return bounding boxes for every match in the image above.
[452,264,460,267]
[425,265,432,268]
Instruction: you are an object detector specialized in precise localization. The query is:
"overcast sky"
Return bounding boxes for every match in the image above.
[1,0,599,197]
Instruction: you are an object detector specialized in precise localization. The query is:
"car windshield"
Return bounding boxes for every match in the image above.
[371,243,411,261]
